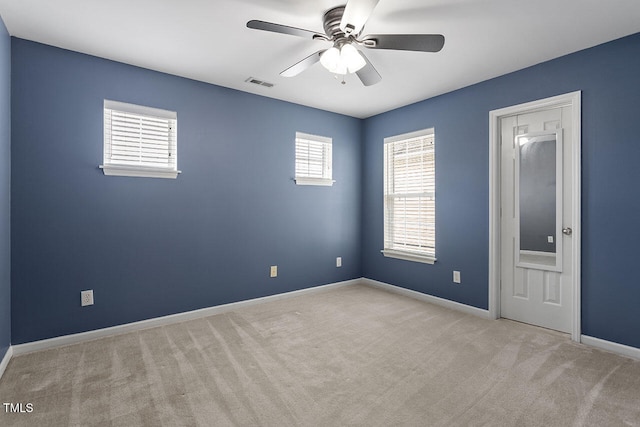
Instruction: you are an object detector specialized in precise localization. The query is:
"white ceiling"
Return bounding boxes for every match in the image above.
[1,0,639,118]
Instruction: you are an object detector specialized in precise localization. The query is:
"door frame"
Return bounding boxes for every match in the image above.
[488,91,582,342]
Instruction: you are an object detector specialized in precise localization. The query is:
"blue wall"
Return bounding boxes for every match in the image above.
[0,16,10,360]
[8,32,640,351]
[11,39,362,344]
[362,33,640,349]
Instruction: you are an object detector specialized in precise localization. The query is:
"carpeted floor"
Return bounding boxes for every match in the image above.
[1,284,639,426]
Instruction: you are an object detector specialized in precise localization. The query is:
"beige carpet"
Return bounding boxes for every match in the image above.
[1,284,639,426]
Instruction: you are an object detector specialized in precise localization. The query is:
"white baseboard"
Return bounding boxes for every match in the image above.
[362,278,491,319]
[362,279,640,360]
[0,345,12,381]
[9,277,639,366]
[12,278,361,356]
[581,335,640,360]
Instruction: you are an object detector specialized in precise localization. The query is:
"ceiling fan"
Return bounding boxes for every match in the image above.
[247,0,445,86]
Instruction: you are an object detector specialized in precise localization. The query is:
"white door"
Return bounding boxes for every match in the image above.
[500,105,574,333]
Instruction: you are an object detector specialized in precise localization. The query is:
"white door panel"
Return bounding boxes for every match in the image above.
[500,105,573,333]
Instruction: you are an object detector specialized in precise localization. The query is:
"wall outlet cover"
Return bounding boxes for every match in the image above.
[453,271,461,284]
[81,289,94,306]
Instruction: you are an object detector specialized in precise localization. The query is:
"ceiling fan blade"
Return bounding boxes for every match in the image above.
[247,20,325,40]
[355,51,382,86]
[340,0,380,35]
[280,50,325,77]
[362,34,445,52]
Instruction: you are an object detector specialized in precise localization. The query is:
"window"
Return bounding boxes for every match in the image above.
[101,100,180,179]
[383,128,436,264]
[294,132,334,186]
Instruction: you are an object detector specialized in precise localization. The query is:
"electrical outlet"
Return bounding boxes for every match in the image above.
[453,271,461,284]
[336,257,342,267]
[270,265,278,278]
[81,290,94,306]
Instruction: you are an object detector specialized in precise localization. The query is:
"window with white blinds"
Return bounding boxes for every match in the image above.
[294,132,334,186]
[101,100,180,179]
[383,128,436,264]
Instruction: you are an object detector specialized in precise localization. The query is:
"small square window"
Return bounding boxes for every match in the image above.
[100,100,180,179]
[294,132,334,186]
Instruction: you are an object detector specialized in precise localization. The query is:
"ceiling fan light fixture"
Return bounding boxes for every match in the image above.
[320,43,365,75]
[341,43,366,73]
[320,46,342,73]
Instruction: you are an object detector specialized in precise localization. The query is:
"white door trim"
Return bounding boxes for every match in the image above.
[489,91,582,342]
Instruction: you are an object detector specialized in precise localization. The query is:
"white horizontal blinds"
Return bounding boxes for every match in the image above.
[384,130,435,257]
[104,100,177,170]
[295,132,332,180]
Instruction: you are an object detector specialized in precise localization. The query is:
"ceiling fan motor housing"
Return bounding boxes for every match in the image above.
[323,7,351,47]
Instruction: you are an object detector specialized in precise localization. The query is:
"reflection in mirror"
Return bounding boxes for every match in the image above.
[519,134,556,252]
[515,131,562,271]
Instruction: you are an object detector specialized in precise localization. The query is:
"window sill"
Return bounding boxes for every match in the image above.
[100,164,181,179]
[382,249,436,265]
[294,177,335,186]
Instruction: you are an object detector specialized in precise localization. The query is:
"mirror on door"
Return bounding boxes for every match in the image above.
[515,130,563,272]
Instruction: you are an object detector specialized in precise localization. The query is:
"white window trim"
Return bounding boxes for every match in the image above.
[381,249,436,264]
[294,177,335,186]
[383,128,436,264]
[101,100,181,179]
[99,164,180,179]
[294,132,335,186]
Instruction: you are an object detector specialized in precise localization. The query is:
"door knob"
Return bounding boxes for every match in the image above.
[562,227,572,236]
